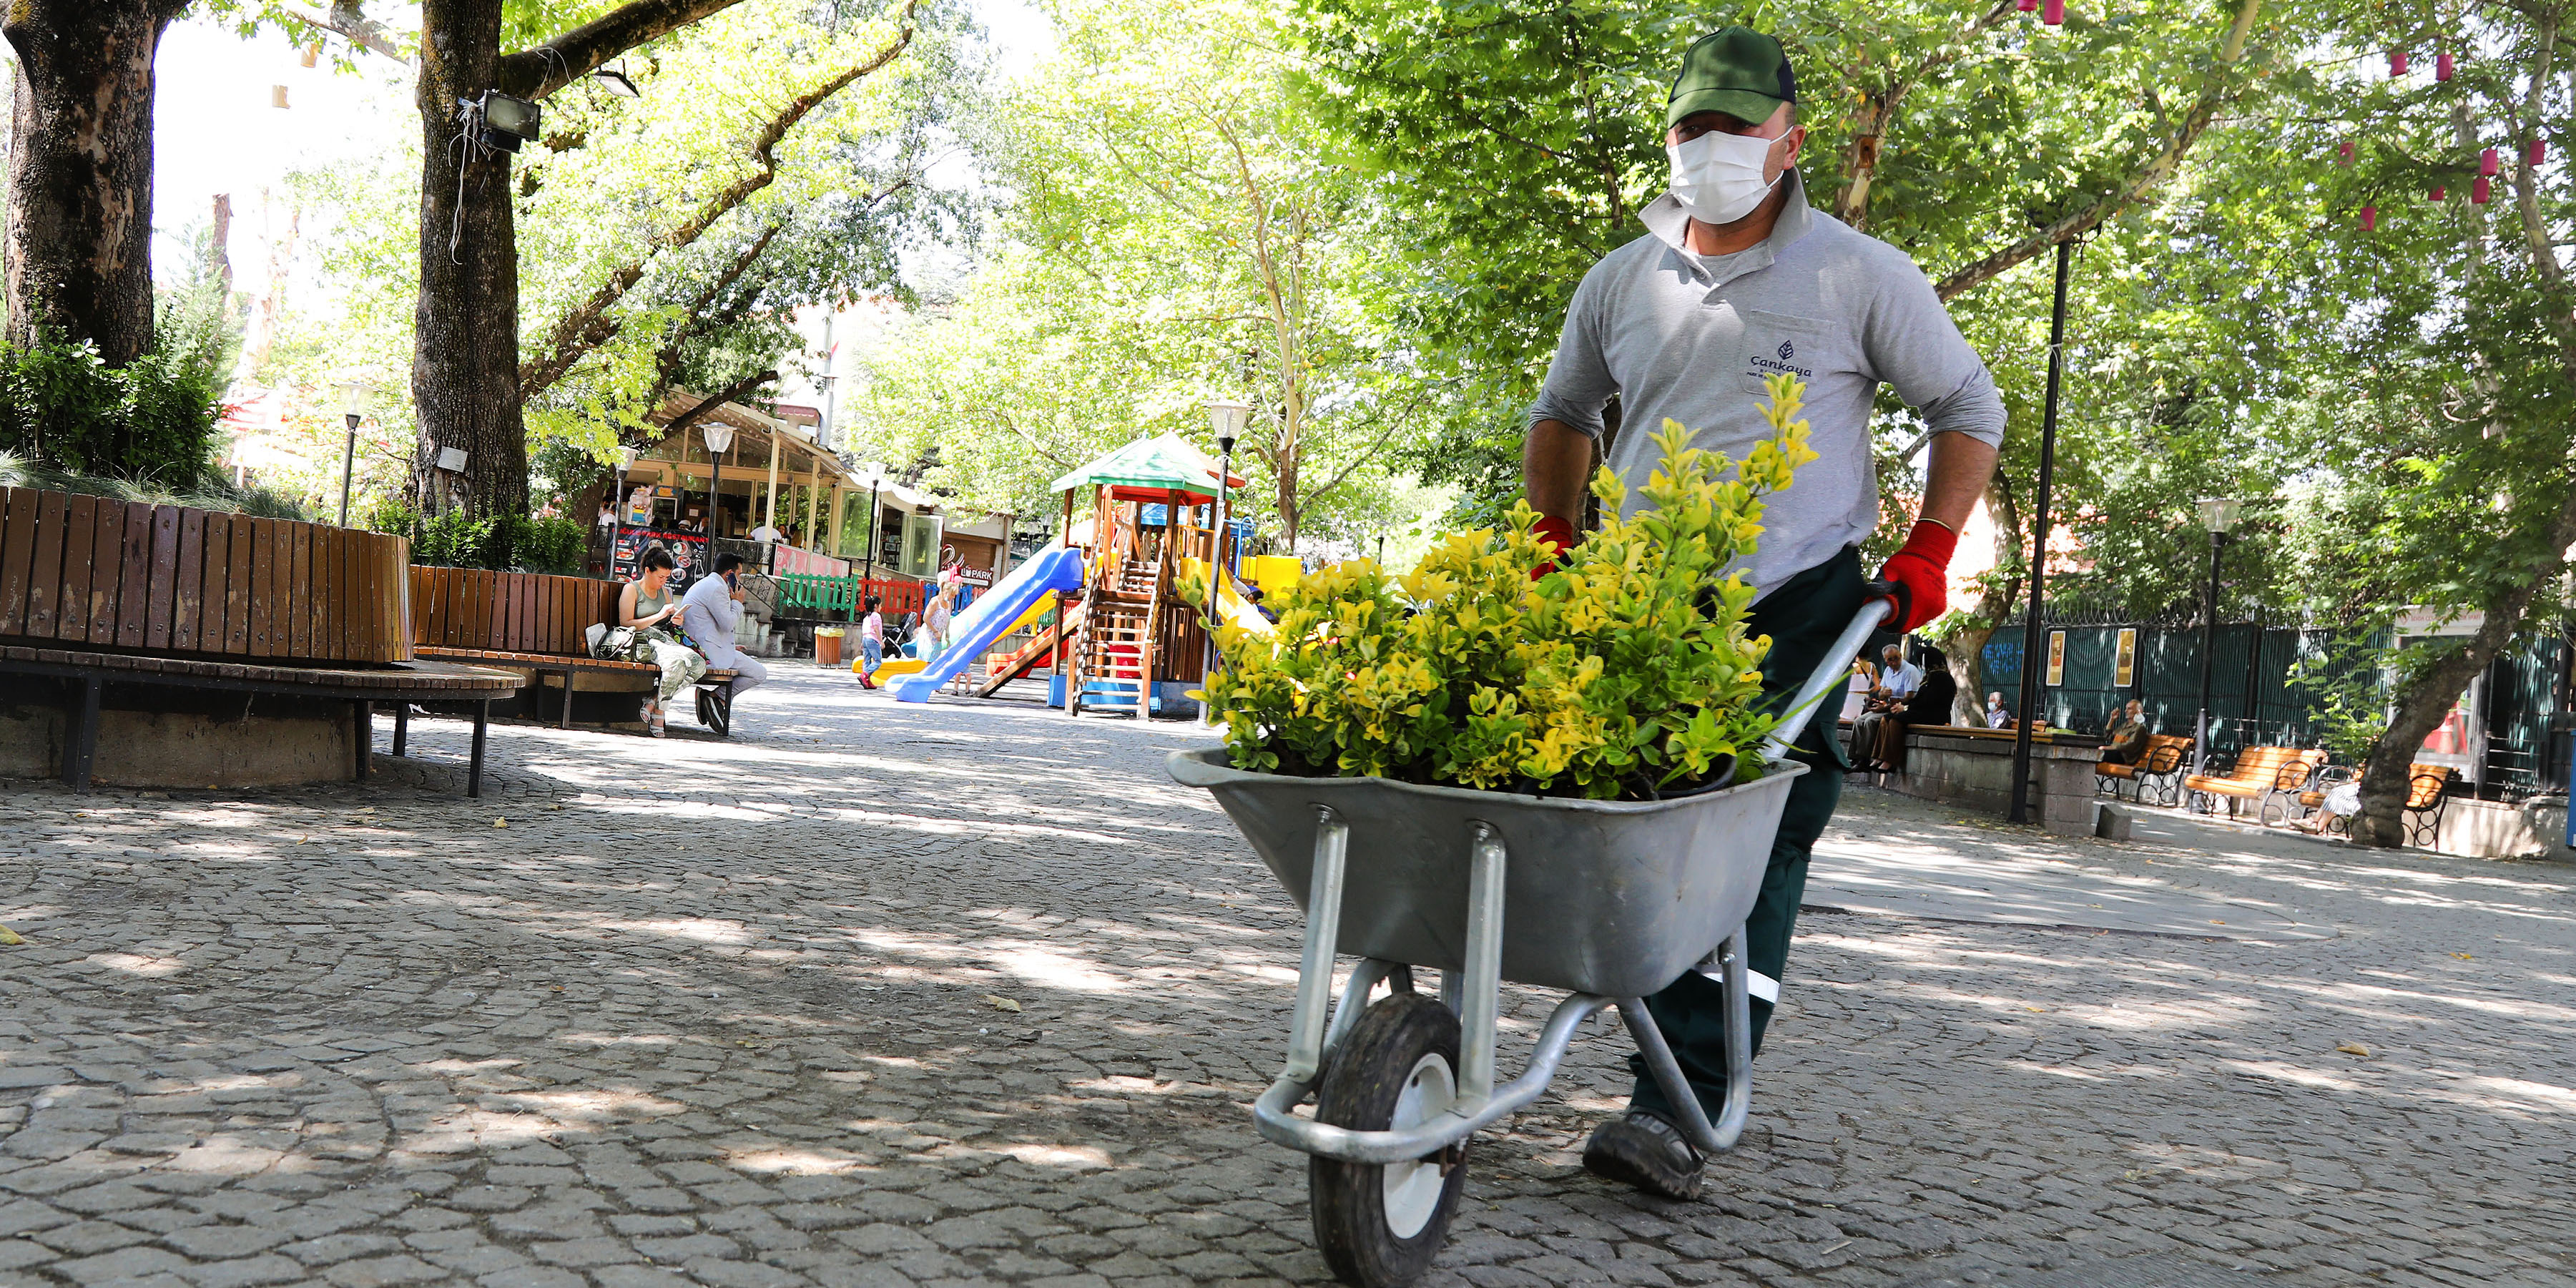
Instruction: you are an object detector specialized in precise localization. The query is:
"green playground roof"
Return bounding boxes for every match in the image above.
[1050,433,1245,499]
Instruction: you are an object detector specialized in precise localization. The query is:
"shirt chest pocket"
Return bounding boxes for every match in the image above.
[1735,308,1844,398]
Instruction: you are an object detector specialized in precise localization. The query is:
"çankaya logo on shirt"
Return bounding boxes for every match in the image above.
[1748,335,1814,381]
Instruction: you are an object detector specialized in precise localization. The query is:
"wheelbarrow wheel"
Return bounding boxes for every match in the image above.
[1309,990,1468,1287]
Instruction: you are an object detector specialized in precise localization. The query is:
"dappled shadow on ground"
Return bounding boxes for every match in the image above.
[0,667,2570,1287]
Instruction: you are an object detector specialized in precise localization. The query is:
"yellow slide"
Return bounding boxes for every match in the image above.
[1177,558,1275,635]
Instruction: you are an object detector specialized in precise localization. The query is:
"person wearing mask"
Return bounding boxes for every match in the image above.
[1985,691,2012,729]
[1520,24,2002,1198]
[2102,699,2150,765]
[679,552,769,706]
[611,544,708,735]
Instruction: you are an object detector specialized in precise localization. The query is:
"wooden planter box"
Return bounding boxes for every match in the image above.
[0,487,411,664]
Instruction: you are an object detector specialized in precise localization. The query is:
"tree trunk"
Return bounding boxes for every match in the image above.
[1833,94,1886,232]
[2,0,185,370]
[1943,478,2021,726]
[413,0,532,518]
[2349,482,2576,846]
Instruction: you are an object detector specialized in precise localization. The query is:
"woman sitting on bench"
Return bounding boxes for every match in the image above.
[616,545,709,736]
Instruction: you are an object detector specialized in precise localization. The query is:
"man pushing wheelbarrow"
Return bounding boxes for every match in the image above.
[1172,24,2001,1287]
[1521,24,2003,1200]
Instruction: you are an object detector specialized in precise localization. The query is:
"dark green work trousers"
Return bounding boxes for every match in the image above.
[1628,544,1867,1125]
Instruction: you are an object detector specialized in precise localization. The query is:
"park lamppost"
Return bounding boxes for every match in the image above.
[700,421,736,539]
[2007,239,2075,825]
[610,444,640,572]
[336,381,366,527]
[2191,496,2245,778]
[1203,400,1251,683]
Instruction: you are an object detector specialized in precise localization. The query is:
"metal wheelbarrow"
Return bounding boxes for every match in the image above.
[1166,600,1887,1287]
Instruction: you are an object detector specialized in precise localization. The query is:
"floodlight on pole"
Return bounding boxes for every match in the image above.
[337,380,367,527]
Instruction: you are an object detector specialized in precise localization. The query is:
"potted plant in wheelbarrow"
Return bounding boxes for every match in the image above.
[1169,376,1891,1288]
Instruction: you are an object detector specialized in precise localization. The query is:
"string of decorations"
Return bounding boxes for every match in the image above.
[2353,45,2551,228]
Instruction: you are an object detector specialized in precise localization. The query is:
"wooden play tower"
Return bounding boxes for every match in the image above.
[1046,435,1242,718]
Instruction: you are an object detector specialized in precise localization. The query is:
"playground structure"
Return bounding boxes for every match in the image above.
[887,434,1272,713]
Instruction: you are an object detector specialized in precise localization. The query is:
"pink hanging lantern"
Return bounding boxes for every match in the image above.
[2480,147,2500,176]
[2529,139,2547,164]
[2429,185,2445,201]
[2473,176,2492,203]
[2436,53,2454,81]
[2361,205,2377,231]
[2390,51,2409,77]
[2041,0,2065,24]
[2017,0,2038,10]
[2338,140,2356,165]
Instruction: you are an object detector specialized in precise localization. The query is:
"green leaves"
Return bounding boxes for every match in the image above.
[1209,378,1816,798]
[851,0,1427,549]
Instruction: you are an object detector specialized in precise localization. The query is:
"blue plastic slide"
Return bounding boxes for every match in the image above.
[888,546,1087,702]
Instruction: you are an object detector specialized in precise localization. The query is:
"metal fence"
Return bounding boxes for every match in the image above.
[1980,611,2570,798]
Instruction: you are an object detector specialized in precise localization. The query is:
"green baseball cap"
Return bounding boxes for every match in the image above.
[1666,27,1799,129]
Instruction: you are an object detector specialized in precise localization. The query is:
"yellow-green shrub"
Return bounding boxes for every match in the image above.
[1204,375,1819,798]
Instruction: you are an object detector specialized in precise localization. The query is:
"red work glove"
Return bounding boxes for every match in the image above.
[1530,516,1578,581]
[1876,519,1959,631]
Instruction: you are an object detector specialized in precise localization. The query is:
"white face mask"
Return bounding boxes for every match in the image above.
[1667,128,1781,225]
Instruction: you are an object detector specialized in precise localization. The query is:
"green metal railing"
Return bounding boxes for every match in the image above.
[775,574,860,620]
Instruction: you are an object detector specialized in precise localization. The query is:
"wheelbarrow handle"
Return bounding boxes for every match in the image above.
[1759,584,1896,762]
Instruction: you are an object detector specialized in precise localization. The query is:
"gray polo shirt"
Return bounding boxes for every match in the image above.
[1528,170,2005,597]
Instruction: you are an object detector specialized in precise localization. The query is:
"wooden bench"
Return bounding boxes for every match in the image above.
[1,644,521,796]
[2183,746,2323,819]
[413,644,664,728]
[2289,763,2454,843]
[0,486,411,662]
[0,487,481,790]
[2097,733,2193,805]
[408,567,709,732]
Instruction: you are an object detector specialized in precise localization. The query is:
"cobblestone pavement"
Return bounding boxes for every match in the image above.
[1,665,2570,1288]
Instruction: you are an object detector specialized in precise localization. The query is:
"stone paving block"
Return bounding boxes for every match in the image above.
[31,1218,156,1257]
[319,1254,443,1287]
[53,1244,193,1285]
[278,1234,400,1267]
[160,1224,290,1259]
[1,673,2571,1288]
[588,1267,694,1288]
[471,1268,584,1288]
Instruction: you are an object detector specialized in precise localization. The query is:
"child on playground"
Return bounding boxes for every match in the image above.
[856,596,885,690]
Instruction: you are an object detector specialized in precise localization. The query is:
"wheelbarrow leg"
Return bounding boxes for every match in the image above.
[1618,924,1752,1156]
[1456,822,1507,1107]
[1283,805,1351,1084]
